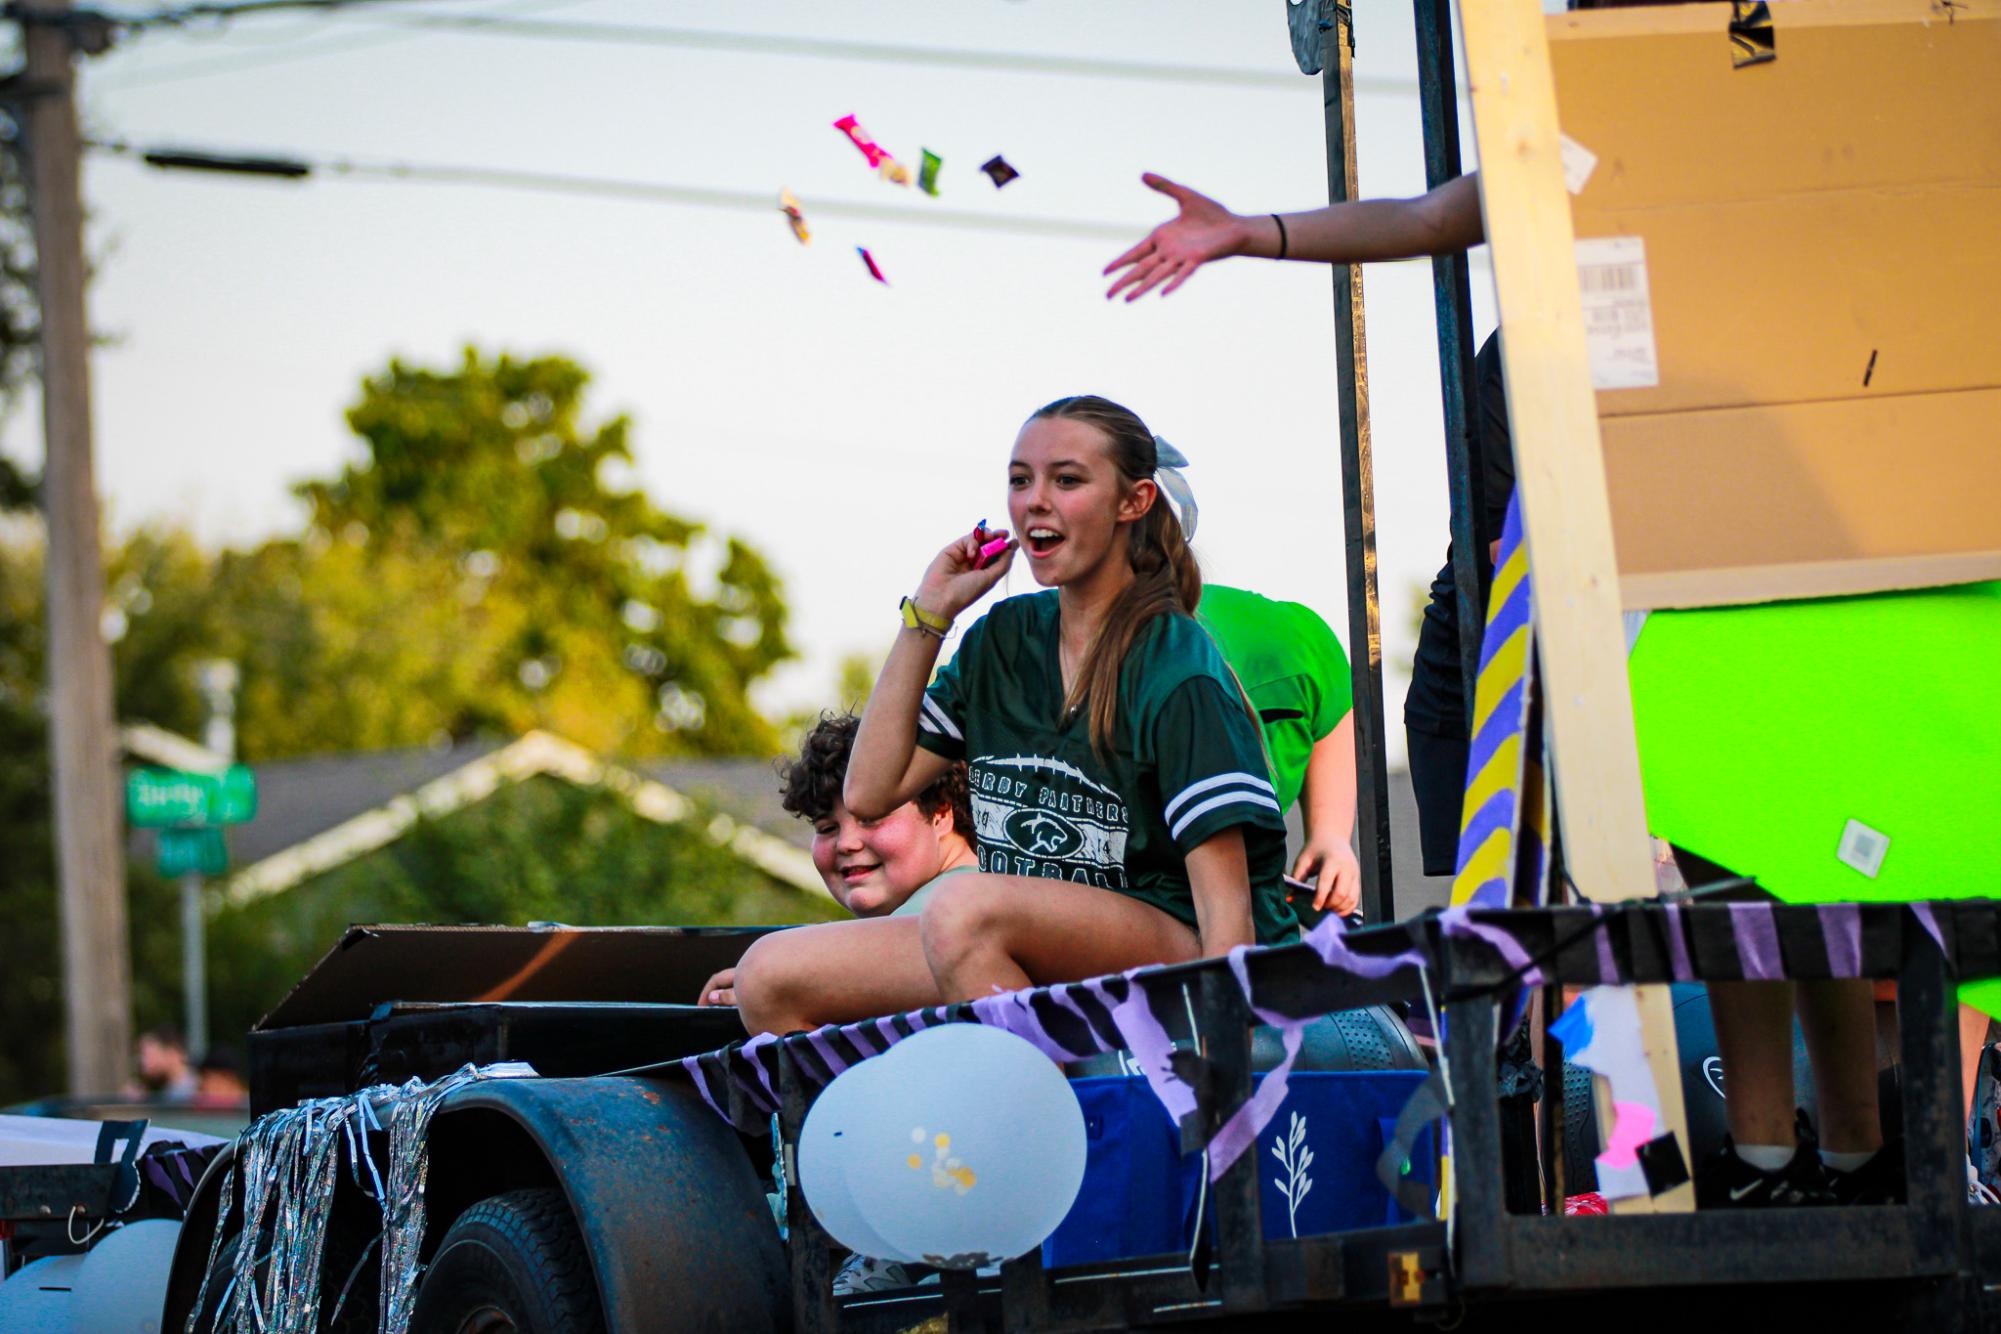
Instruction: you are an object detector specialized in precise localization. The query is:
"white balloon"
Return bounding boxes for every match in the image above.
[0,1253,85,1334]
[799,1054,920,1263]
[844,1024,1086,1269]
[75,1218,180,1334]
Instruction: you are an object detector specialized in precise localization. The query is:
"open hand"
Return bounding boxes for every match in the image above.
[1103,174,1252,302]
[1293,836,1362,918]
[914,525,1016,621]
[696,967,736,1007]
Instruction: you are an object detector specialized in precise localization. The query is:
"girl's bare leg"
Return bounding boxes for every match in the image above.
[733,916,941,1036]
[920,873,1202,1002]
[1710,981,1798,1148]
[1796,979,1883,1155]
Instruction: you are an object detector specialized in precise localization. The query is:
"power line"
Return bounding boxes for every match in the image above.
[88,137,1145,241]
[101,6,1422,95]
[90,0,480,27]
[97,0,585,89]
[338,14,1377,92]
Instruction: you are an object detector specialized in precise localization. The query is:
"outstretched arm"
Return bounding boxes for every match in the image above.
[1105,171,1484,301]
[845,527,1016,819]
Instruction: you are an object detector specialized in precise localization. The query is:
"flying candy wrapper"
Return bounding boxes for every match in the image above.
[880,159,913,188]
[980,154,1020,189]
[833,114,893,170]
[918,149,943,197]
[778,189,810,246]
[857,247,888,285]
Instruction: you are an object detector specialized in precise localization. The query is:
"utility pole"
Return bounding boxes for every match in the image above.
[19,0,131,1095]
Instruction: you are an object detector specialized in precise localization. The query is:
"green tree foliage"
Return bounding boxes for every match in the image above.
[0,537,184,1099]
[0,533,57,1101]
[276,350,793,758]
[1,528,834,1097]
[0,100,43,421]
[0,349,814,1100]
[95,350,795,761]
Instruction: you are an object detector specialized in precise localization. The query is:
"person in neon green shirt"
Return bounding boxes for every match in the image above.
[1198,585,1359,917]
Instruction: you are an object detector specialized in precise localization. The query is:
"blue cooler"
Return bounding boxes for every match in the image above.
[1043,1068,1439,1267]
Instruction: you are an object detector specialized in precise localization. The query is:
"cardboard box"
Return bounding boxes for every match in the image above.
[1547,0,2001,606]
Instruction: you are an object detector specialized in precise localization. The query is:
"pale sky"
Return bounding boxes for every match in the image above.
[5,0,1500,764]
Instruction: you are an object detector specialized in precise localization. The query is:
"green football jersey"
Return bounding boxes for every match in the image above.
[1197,585,1353,816]
[916,591,1297,945]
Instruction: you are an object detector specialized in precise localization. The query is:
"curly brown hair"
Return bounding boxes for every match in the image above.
[779,712,972,837]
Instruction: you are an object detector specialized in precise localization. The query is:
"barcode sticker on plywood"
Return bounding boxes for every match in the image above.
[1575,236,1660,390]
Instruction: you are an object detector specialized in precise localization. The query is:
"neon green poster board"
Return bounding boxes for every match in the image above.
[1628,581,2001,1015]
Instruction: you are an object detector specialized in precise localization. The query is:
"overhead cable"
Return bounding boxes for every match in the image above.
[338,13,1405,93]
[82,0,485,28]
[89,137,1144,241]
[97,5,1419,95]
[97,0,588,90]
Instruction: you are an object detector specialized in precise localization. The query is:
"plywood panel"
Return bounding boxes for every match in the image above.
[1462,0,1695,1216]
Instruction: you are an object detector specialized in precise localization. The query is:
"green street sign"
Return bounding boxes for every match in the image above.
[126,765,258,828]
[214,765,257,824]
[127,769,210,826]
[158,826,228,877]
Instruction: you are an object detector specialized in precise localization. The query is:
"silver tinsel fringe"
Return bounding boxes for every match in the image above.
[185,1062,532,1334]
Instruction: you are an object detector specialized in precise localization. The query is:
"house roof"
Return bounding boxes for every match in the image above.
[229,739,511,866]
[633,756,806,851]
[120,727,826,905]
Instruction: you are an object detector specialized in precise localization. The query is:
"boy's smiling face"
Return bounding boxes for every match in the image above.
[810,796,955,915]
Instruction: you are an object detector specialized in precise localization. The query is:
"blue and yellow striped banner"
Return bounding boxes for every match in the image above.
[1449,494,1551,909]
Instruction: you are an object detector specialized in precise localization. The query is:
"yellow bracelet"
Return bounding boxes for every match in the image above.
[899,596,951,638]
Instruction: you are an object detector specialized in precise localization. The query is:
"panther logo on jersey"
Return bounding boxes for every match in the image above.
[1003,808,1082,858]
[970,755,1129,888]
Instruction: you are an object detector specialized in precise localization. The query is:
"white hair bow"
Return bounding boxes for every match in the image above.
[1151,435,1199,541]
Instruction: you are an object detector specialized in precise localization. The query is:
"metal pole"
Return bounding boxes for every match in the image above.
[1413,0,1487,737]
[183,659,237,1061]
[179,873,206,1059]
[1318,2,1393,924]
[21,0,132,1096]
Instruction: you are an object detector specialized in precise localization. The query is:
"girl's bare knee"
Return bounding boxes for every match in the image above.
[732,934,800,1035]
[919,875,1004,970]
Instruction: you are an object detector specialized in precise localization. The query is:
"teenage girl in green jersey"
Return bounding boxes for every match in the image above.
[732,396,1292,1037]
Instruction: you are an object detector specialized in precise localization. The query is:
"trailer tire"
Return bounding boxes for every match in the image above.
[410,1188,603,1334]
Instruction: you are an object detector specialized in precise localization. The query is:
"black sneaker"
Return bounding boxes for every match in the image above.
[1696,1137,1835,1208]
[1824,1138,1906,1206]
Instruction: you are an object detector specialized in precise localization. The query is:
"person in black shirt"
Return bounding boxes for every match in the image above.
[1404,332,1515,872]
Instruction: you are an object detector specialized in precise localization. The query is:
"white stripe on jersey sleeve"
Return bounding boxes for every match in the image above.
[920,692,964,742]
[918,712,942,736]
[1169,788,1283,842]
[1163,770,1276,828]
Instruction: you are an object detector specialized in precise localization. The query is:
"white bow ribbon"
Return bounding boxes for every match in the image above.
[1152,435,1199,541]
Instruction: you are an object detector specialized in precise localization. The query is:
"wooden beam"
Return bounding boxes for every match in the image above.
[1457,0,1693,1213]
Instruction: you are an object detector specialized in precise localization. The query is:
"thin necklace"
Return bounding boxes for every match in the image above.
[1057,617,1083,715]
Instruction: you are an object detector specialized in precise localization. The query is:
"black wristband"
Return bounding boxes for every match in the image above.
[1271,213,1289,261]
